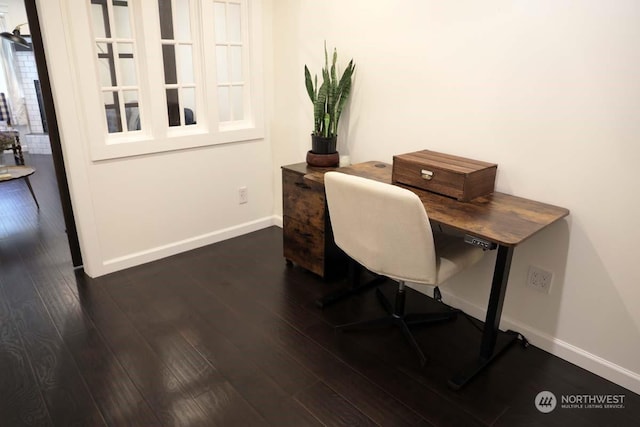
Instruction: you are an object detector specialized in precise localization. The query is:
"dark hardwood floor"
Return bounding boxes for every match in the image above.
[1,154,638,426]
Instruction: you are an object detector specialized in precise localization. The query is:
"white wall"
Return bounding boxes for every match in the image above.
[4,0,28,32]
[272,0,640,393]
[37,0,276,277]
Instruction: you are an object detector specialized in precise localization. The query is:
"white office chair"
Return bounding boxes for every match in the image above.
[324,171,485,365]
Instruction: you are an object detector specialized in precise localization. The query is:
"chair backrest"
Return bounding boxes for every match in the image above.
[325,171,438,284]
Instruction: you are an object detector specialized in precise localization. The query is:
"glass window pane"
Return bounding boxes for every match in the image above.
[216,46,228,83]
[123,90,140,131]
[231,85,243,120]
[230,46,242,82]
[214,2,226,42]
[182,88,196,125]
[175,0,192,40]
[98,59,114,87]
[162,44,177,84]
[112,2,132,39]
[166,88,180,126]
[178,44,194,84]
[227,3,241,43]
[118,42,133,55]
[158,0,174,39]
[218,86,230,122]
[91,4,108,38]
[104,91,122,133]
[118,43,137,86]
[97,42,115,86]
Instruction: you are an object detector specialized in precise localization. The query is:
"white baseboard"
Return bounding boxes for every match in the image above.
[273,215,283,228]
[99,216,278,276]
[440,290,640,395]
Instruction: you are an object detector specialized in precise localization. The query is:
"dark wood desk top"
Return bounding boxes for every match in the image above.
[304,161,569,247]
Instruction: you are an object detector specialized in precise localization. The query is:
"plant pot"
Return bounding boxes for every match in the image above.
[306,151,339,167]
[311,135,337,154]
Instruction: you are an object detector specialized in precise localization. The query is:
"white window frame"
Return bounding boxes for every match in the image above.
[205,0,263,142]
[68,0,263,161]
[93,0,143,136]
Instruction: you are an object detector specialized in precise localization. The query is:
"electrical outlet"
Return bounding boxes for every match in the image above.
[238,186,248,204]
[526,265,552,293]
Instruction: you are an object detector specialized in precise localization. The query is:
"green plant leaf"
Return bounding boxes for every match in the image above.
[304,65,316,103]
[323,113,330,138]
[331,48,337,83]
[324,41,328,72]
[314,81,328,135]
[335,60,355,129]
[306,43,355,137]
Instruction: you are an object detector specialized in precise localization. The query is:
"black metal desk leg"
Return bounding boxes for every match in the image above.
[480,245,514,358]
[449,244,520,389]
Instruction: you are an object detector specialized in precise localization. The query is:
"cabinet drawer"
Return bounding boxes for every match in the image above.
[283,216,324,276]
[282,169,325,229]
[393,160,466,200]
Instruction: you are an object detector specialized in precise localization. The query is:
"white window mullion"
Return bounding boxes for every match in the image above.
[177,81,185,126]
[105,0,116,40]
[239,1,252,125]
[245,0,263,133]
[200,0,219,131]
[139,0,166,138]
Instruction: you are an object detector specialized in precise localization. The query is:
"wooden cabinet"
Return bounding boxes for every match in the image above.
[281,163,347,278]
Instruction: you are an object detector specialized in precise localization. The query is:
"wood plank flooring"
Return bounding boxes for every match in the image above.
[1,154,638,426]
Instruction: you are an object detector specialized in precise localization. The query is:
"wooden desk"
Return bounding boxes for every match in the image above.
[305,161,568,247]
[303,161,570,388]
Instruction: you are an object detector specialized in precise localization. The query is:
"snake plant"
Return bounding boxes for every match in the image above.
[305,43,355,138]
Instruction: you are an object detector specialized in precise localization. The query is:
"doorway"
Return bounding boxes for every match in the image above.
[0,0,81,267]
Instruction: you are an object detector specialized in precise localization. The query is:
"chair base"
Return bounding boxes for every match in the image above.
[336,287,459,366]
[316,260,386,308]
[316,275,385,308]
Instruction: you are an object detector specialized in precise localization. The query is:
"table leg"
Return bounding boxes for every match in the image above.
[23,176,40,209]
[448,244,520,389]
[12,135,25,166]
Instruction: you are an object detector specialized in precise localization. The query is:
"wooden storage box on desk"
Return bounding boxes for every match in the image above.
[281,163,347,278]
[392,150,497,201]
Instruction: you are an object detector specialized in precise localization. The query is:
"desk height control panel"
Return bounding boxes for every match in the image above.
[464,234,497,251]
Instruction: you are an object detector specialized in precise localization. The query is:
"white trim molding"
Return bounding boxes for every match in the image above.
[99,216,279,276]
[440,290,640,395]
